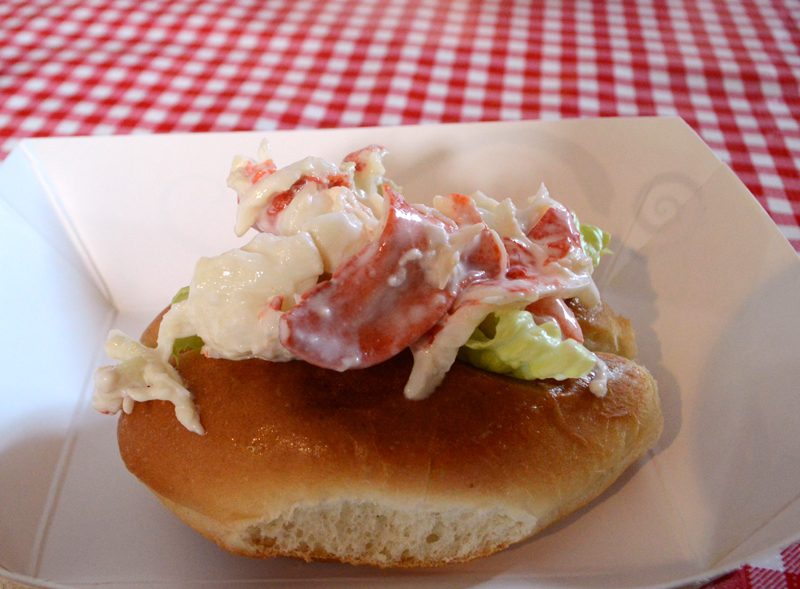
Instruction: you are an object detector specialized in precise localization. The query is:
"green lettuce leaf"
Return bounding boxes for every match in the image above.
[171,286,191,305]
[459,309,596,381]
[578,222,612,267]
[171,335,204,365]
[170,287,203,364]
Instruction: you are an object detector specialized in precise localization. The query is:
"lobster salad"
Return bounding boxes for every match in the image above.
[94,142,612,435]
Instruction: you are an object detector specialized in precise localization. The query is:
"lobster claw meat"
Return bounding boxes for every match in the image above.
[280,186,460,371]
[527,201,583,265]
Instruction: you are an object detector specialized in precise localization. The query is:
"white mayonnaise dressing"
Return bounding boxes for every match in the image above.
[589,357,609,397]
[388,248,423,287]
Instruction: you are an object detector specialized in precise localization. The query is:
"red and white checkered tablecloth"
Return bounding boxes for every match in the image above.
[2,0,799,255]
[1,0,799,587]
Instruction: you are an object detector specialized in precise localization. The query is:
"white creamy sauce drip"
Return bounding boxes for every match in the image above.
[589,357,610,398]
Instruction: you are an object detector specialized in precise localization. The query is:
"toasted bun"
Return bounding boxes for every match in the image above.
[120,304,661,568]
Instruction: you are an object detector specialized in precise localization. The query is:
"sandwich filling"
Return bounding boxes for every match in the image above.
[93,142,611,434]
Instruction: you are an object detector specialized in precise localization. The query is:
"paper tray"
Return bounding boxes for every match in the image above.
[2,117,800,588]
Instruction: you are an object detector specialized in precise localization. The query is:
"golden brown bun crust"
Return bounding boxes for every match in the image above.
[121,307,662,567]
[568,298,638,359]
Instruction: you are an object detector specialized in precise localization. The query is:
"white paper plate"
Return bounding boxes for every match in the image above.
[2,117,800,588]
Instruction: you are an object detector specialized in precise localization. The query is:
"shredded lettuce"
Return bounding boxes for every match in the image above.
[169,287,204,364]
[578,222,612,267]
[171,286,191,305]
[171,335,204,365]
[459,309,596,381]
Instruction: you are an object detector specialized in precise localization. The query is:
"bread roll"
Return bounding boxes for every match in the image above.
[118,306,662,568]
[567,298,639,360]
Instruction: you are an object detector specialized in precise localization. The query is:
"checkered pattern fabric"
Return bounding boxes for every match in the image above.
[0,0,799,585]
[711,543,800,589]
[1,0,798,254]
